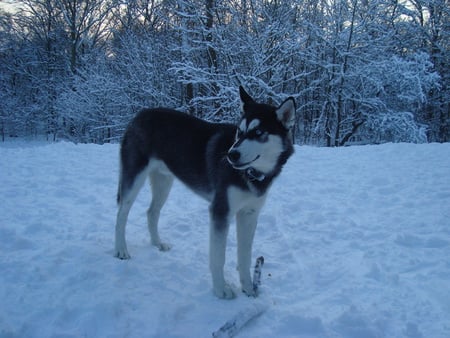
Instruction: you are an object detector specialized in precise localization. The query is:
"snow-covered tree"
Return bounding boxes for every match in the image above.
[0,0,447,144]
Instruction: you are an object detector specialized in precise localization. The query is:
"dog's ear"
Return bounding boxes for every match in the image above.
[239,86,254,106]
[276,97,296,130]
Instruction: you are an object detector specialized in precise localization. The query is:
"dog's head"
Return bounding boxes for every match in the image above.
[227,86,295,177]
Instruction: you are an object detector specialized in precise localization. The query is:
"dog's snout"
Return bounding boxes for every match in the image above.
[227,149,240,163]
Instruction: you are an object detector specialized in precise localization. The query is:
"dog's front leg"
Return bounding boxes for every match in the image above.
[236,208,259,296]
[209,202,236,299]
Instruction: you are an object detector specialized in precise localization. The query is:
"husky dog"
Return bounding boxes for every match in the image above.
[115,86,295,299]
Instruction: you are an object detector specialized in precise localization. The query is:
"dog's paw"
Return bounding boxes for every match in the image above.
[114,248,131,260]
[151,238,171,252]
[242,286,258,298]
[157,242,172,252]
[214,283,237,299]
[240,279,258,297]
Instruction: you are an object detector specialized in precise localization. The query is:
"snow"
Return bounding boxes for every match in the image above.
[1,141,449,337]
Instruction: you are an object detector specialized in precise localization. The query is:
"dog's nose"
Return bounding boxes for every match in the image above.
[227,149,240,163]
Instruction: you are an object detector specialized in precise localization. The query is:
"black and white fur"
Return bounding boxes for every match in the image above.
[114,86,295,299]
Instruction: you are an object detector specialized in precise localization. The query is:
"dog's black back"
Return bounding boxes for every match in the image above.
[119,108,237,202]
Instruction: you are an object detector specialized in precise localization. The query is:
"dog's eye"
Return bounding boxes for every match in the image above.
[254,129,268,141]
[255,129,266,137]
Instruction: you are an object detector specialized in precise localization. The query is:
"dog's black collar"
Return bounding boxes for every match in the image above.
[246,168,265,181]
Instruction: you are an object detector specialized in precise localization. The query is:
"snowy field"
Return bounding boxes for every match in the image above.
[1,141,449,338]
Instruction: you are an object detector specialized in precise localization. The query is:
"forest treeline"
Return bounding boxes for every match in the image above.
[0,0,448,145]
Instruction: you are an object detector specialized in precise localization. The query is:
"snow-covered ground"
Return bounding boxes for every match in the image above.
[1,141,449,338]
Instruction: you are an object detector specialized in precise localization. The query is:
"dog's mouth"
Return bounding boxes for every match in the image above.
[228,155,260,170]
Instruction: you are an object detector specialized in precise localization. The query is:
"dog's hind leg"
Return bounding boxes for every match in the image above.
[147,170,174,251]
[115,169,147,259]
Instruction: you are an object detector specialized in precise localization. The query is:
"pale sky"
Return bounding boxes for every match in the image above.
[0,0,20,13]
